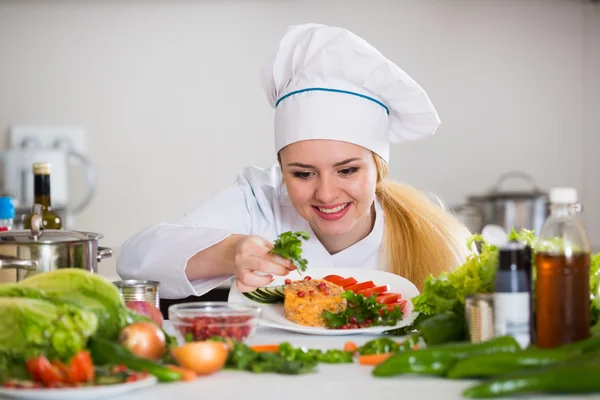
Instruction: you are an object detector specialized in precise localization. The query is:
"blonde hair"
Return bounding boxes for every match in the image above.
[373,154,471,290]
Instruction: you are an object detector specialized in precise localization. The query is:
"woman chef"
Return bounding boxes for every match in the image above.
[117,23,471,299]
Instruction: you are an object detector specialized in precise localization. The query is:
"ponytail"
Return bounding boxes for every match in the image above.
[374,154,471,291]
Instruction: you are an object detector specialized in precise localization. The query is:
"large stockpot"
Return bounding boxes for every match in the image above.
[0,204,112,282]
[453,172,549,235]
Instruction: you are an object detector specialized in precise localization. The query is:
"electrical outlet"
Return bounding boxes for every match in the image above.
[9,125,86,154]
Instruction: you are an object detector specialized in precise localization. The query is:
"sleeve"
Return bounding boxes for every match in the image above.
[116,184,255,299]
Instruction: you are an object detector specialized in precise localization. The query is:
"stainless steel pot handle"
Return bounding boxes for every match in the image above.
[493,171,540,193]
[97,247,113,262]
[0,257,38,271]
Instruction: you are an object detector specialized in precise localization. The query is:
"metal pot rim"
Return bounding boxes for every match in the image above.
[0,229,104,244]
[468,191,547,201]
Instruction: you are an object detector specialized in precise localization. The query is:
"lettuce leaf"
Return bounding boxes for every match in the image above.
[412,229,536,317]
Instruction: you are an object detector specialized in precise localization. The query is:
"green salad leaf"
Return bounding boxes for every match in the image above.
[270,231,310,273]
[0,297,98,382]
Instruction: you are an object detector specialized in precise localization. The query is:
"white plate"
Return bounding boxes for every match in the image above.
[228,267,420,335]
[0,376,157,400]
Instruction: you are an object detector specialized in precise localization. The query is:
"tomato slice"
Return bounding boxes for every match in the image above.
[359,285,389,298]
[376,293,401,304]
[68,351,95,383]
[384,303,403,312]
[346,281,375,293]
[322,275,346,285]
[26,356,66,386]
[340,277,358,288]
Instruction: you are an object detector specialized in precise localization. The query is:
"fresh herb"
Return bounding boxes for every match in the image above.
[269,231,310,273]
[357,338,399,355]
[322,291,403,329]
[210,338,353,375]
[278,342,353,364]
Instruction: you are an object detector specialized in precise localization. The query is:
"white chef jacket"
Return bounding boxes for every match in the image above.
[117,164,386,299]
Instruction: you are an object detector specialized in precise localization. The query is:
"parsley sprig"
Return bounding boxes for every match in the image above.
[322,291,403,329]
[269,231,310,273]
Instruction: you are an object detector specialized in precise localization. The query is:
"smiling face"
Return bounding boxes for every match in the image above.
[279,140,378,245]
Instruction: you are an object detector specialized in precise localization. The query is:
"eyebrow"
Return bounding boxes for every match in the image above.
[286,157,362,169]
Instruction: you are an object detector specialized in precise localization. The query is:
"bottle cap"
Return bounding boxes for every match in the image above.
[32,162,51,175]
[0,197,15,219]
[498,241,526,271]
[549,187,577,204]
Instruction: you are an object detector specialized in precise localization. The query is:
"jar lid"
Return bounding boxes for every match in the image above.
[0,229,101,244]
[0,197,15,219]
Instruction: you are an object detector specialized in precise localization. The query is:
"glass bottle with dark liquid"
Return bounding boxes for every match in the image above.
[535,187,590,348]
[23,162,63,230]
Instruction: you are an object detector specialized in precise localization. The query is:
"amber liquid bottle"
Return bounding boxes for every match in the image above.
[23,162,63,230]
[535,187,590,348]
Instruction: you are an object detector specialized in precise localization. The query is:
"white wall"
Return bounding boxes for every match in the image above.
[583,4,600,251]
[0,0,597,277]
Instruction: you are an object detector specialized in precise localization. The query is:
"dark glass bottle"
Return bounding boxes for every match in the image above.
[494,242,531,349]
[24,162,63,230]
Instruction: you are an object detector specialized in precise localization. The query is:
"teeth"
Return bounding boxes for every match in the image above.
[318,203,348,214]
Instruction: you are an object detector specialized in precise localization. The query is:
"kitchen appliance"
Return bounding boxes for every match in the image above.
[0,147,96,228]
[0,204,112,282]
[453,172,549,235]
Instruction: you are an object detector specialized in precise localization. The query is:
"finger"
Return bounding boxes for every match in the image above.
[239,270,274,288]
[249,256,291,276]
[236,280,258,293]
[264,253,295,270]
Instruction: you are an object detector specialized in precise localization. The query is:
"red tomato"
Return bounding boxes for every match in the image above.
[346,281,375,293]
[68,351,95,383]
[26,356,66,386]
[322,275,346,285]
[376,293,402,304]
[359,285,389,298]
[384,299,407,312]
[340,277,358,288]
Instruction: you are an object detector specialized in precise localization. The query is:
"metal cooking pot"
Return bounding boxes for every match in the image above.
[0,204,112,282]
[454,172,549,235]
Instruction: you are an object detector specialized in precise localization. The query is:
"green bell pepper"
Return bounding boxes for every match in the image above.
[372,335,520,377]
[463,352,600,398]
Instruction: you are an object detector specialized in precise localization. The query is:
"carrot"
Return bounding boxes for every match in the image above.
[344,341,358,353]
[250,344,280,353]
[167,365,197,382]
[358,353,393,366]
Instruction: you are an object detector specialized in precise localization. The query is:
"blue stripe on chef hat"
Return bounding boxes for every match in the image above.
[276,88,390,115]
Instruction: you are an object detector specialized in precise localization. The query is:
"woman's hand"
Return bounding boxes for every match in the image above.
[233,235,295,292]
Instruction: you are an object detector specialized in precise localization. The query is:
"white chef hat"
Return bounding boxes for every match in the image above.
[260,23,441,163]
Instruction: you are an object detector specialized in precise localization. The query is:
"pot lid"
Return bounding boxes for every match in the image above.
[468,171,547,201]
[0,229,102,244]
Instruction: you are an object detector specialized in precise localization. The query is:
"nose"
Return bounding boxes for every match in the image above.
[314,175,339,204]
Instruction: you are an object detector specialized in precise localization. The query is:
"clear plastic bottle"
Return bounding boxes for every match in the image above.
[535,187,590,348]
[0,196,15,231]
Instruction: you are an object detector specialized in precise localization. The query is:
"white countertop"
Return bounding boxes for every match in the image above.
[113,322,600,400]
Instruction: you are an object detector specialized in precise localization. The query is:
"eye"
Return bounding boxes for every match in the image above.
[292,171,314,180]
[339,167,359,176]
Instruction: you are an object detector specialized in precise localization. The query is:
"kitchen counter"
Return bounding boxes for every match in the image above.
[113,322,600,400]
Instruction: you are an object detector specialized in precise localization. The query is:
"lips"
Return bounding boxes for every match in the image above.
[312,202,352,221]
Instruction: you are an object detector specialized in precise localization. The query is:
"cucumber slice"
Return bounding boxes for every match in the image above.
[242,291,275,304]
[243,285,285,304]
[264,285,285,301]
